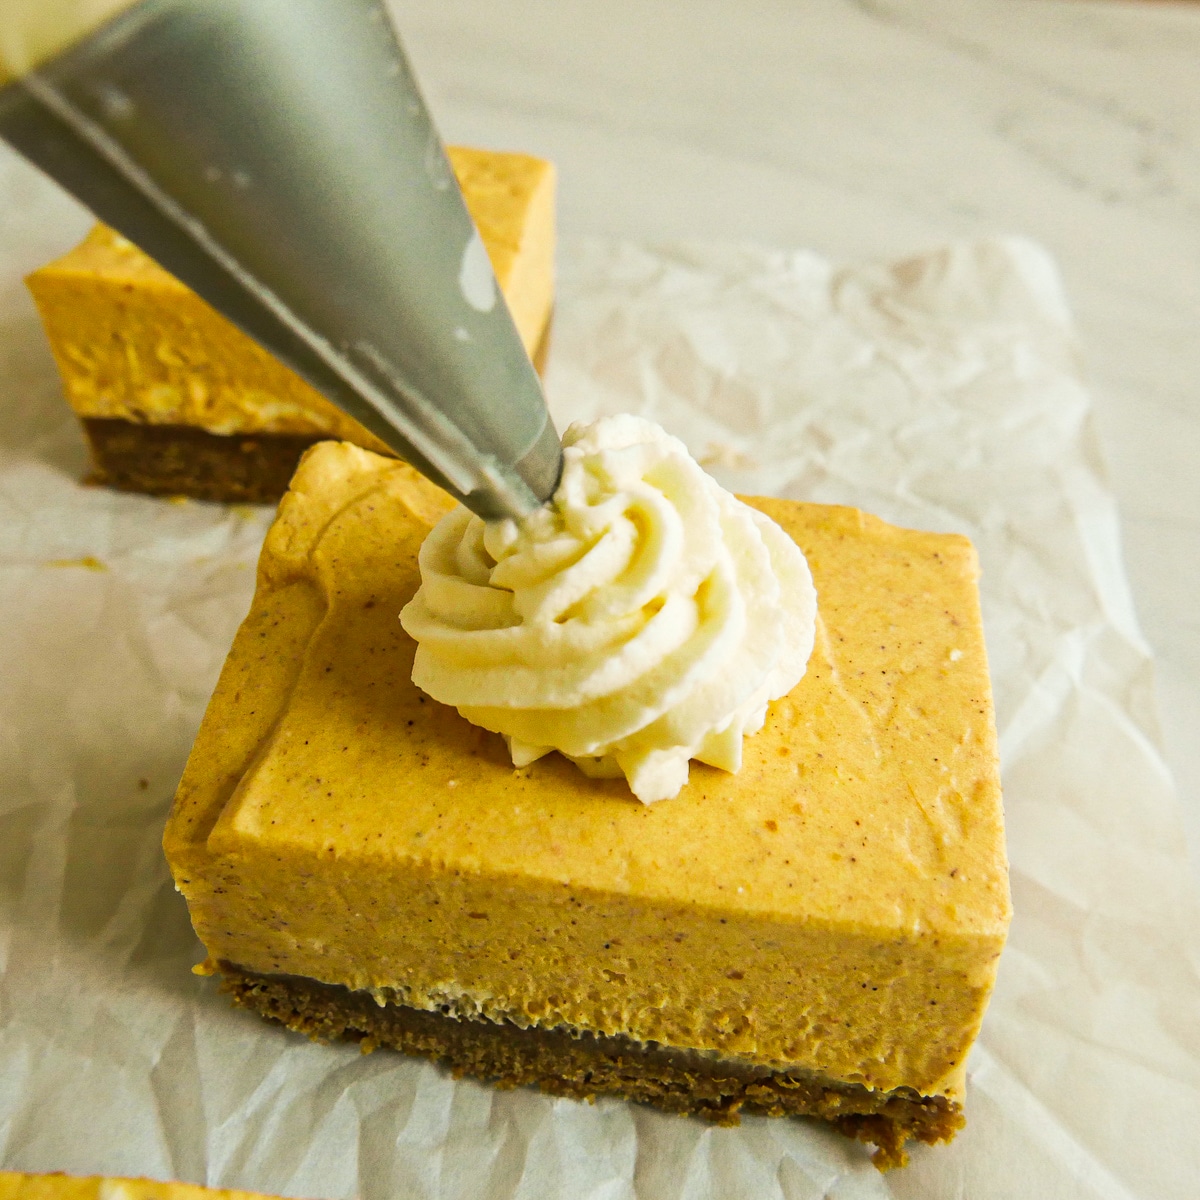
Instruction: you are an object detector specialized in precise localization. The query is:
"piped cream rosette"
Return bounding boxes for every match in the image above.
[399,415,817,803]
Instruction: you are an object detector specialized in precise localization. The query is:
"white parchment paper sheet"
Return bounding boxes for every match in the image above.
[1,212,1197,1198]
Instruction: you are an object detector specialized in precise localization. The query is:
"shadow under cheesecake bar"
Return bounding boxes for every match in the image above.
[165,442,1010,1170]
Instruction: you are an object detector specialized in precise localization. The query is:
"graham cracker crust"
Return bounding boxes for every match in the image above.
[82,418,327,503]
[77,318,553,505]
[217,961,963,1170]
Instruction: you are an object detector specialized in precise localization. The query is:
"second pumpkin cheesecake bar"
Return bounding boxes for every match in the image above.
[27,146,555,503]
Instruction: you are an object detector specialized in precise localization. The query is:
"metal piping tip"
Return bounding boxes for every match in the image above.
[468,416,563,521]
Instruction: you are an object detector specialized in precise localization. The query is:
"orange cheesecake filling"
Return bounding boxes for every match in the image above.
[0,1174,283,1200]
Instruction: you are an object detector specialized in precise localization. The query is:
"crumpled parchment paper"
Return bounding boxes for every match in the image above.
[0,191,1197,1199]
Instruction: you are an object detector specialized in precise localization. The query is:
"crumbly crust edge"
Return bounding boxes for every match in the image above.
[216,960,964,1171]
[76,319,553,504]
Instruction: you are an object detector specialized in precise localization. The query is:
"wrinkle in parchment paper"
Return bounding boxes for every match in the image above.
[1,226,1198,1200]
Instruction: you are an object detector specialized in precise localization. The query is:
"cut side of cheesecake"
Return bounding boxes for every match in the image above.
[26,147,555,504]
[163,442,1011,1169]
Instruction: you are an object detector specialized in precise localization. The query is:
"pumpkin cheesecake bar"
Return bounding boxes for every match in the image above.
[26,146,555,503]
[163,442,1010,1169]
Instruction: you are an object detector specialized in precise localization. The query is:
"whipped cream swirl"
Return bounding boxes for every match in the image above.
[399,415,817,803]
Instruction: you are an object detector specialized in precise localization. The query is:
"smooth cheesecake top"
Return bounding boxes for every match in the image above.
[169,441,1009,939]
